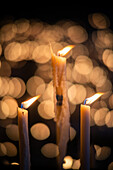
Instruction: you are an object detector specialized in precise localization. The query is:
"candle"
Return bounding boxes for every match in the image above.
[80,93,104,170]
[18,95,40,170]
[51,44,75,169]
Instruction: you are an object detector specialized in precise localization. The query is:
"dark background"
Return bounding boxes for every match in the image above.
[0,3,113,170]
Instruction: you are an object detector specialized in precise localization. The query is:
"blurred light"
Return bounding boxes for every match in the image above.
[27,76,45,96]
[38,100,55,120]
[63,156,73,169]
[94,107,109,126]
[4,42,22,62]
[94,145,111,160]
[0,61,11,77]
[30,123,50,140]
[92,100,107,109]
[70,127,76,141]
[68,84,86,105]
[96,79,112,94]
[0,44,2,55]
[6,124,19,141]
[72,67,90,84]
[108,162,113,170]
[8,77,26,98]
[41,81,53,101]
[105,110,113,127]
[35,63,52,83]
[14,19,30,34]
[0,100,9,119]
[36,25,64,43]
[32,45,51,63]
[88,13,110,29]
[11,162,19,165]
[72,44,89,60]
[0,77,9,97]
[90,67,107,87]
[90,108,97,126]
[72,159,81,170]
[30,21,44,37]
[0,23,16,43]
[108,94,113,109]
[0,143,7,156]
[69,103,76,115]
[2,96,18,118]
[74,55,93,75]
[41,143,59,158]
[67,25,88,43]
[4,142,17,157]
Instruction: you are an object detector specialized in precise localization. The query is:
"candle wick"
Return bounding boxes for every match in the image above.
[84,99,87,105]
[57,52,61,56]
[21,103,23,109]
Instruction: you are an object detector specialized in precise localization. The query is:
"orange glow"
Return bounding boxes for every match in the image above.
[57,45,75,57]
[21,95,40,109]
[85,93,104,105]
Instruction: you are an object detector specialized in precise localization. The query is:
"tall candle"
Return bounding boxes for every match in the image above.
[51,45,75,169]
[80,93,104,170]
[18,95,40,170]
[80,104,90,170]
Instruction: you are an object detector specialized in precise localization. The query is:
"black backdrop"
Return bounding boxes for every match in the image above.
[0,3,113,170]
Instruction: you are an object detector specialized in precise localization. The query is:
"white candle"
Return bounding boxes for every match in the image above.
[80,93,104,170]
[51,45,75,169]
[80,104,90,170]
[18,95,40,170]
[18,107,30,170]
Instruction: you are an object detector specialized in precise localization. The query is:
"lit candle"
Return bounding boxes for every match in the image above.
[18,95,40,170]
[80,93,104,170]
[51,44,75,169]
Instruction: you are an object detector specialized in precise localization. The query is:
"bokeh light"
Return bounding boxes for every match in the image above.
[0,10,113,170]
[63,156,73,169]
[6,124,19,141]
[41,143,59,158]
[30,123,50,140]
[94,145,111,161]
[3,142,17,157]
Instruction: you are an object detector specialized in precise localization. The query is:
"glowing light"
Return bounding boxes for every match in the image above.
[21,95,40,109]
[70,127,76,141]
[41,143,59,158]
[68,84,86,105]
[84,93,104,105]
[94,107,109,126]
[38,100,55,120]
[63,156,73,169]
[0,143,7,156]
[74,55,93,75]
[11,162,19,165]
[6,124,19,141]
[67,25,88,43]
[57,45,75,57]
[94,145,111,160]
[4,142,17,157]
[72,159,81,170]
[30,123,50,140]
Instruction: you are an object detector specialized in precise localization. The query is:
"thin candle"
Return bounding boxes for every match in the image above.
[18,95,40,170]
[51,44,75,169]
[80,93,104,170]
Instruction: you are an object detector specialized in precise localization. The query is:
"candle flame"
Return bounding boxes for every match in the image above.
[21,95,40,109]
[57,45,75,57]
[84,93,104,105]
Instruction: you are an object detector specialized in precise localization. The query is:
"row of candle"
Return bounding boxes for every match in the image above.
[17,45,103,170]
